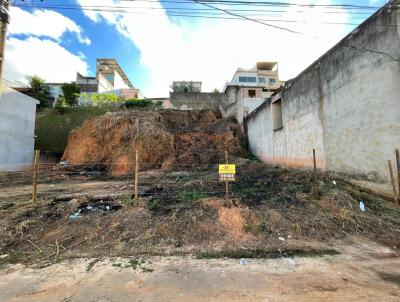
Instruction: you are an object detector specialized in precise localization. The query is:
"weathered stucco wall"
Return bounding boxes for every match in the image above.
[0,83,38,171]
[246,1,400,182]
[169,92,225,110]
[319,7,400,181]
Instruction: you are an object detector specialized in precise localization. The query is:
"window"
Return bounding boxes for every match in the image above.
[259,77,265,83]
[269,78,276,85]
[238,76,257,83]
[272,99,283,130]
[248,90,256,98]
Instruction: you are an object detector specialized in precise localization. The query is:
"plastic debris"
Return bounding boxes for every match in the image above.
[288,235,292,238]
[287,257,295,266]
[239,258,248,265]
[59,160,69,167]
[278,236,285,241]
[106,205,110,211]
[332,180,337,186]
[0,254,9,259]
[69,210,81,220]
[359,201,366,212]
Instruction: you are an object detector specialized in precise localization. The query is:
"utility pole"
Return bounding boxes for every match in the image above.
[0,0,10,81]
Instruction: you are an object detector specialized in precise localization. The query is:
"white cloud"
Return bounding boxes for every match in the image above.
[8,7,91,45]
[4,37,88,83]
[78,0,351,97]
[4,7,90,84]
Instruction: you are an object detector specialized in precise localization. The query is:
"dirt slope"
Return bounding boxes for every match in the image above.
[61,110,245,175]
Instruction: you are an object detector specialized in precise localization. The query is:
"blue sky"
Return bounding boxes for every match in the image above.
[4,0,388,96]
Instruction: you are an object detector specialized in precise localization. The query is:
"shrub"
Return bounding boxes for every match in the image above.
[125,99,162,109]
[61,82,80,106]
[55,97,67,114]
[79,93,124,107]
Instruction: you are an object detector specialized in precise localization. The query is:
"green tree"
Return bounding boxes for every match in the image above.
[61,82,81,106]
[27,75,50,107]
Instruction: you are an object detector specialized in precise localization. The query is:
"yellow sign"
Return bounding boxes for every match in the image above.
[219,164,236,182]
[219,164,236,174]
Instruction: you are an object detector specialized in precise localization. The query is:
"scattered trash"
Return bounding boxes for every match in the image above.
[77,200,122,215]
[359,201,366,212]
[59,160,69,167]
[239,258,248,265]
[278,236,285,241]
[69,210,81,220]
[287,257,296,266]
[332,180,337,186]
[49,184,55,187]
[0,254,9,259]
[288,235,292,238]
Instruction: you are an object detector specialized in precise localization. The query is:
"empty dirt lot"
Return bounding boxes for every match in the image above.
[1,157,399,301]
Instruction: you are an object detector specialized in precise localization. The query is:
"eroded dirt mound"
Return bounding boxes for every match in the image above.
[61,110,245,175]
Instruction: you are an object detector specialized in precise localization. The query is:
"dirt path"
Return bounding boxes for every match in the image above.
[0,240,399,302]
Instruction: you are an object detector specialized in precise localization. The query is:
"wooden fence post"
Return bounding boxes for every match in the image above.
[388,160,398,204]
[134,149,139,207]
[32,150,40,203]
[225,150,229,199]
[313,149,317,172]
[396,149,400,205]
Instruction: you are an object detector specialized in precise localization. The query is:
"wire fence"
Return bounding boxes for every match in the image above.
[0,150,240,204]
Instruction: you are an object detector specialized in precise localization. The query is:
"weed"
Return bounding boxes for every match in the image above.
[112,263,122,267]
[129,258,139,269]
[179,188,205,203]
[197,248,340,259]
[86,258,100,271]
[128,256,148,270]
[142,267,154,273]
[243,223,252,233]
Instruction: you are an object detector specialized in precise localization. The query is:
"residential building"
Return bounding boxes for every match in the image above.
[220,62,282,124]
[16,58,144,105]
[245,0,400,185]
[0,81,38,171]
[96,58,135,94]
[76,72,97,94]
[171,81,202,93]
[230,62,281,98]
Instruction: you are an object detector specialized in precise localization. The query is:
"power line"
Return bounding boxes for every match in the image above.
[13,4,390,27]
[190,0,303,34]
[13,3,381,15]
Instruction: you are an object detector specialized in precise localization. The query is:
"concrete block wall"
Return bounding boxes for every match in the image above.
[245,0,400,183]
[168,92,225,111]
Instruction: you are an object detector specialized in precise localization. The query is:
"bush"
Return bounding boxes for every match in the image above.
[55,97,67,114]
[79,93,124,107]
[125,99,162,109]
[61,82,80,106]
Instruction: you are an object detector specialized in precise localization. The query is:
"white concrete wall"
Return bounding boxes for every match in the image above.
[98,73,114,93]
[113,71,130,90]
[0,83,38,171]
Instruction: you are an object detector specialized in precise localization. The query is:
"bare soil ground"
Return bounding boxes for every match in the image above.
[1,159,399,267]
[0,238,399,302]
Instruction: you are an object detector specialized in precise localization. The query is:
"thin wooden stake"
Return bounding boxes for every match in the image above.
[225,150,229,200]
[134,149,139,207]
[32,150,40,203]
[396,149,400,205]
[388,160,398,204]
[313,149,317,172]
